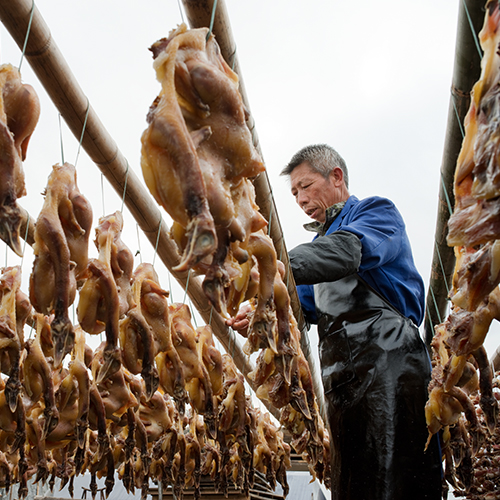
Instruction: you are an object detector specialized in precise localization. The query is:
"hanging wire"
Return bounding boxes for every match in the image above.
[462,0,483,60]
[227,325,234,359]
[182,269,191,304]
[189,299,198,328]
[135,223,143,264]
[75,99,90,166]
[121,161,130,213]
[100,173,105,217]
[20,213,30,268]
[425,305,437,341]
[440,171,454,217]
[230,44,237,71]
[152,217,162,267]
[18,0,35,72]
[428,285,442,325]
[176,0,185,24]
[451,93,466,140]
[27,321,34,340]
[435,240,451,297]
[167,270,174,304]
[58,114,65,165]
[206,0,218,41]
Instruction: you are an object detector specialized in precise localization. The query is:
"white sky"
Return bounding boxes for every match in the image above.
[2,1,496,357]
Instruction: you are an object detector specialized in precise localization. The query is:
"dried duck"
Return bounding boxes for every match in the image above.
[425,2,500,496]
[0,64,40,256]
[30,163,92,368]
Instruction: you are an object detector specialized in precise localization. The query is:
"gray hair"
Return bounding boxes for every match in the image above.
[280,144,349,189]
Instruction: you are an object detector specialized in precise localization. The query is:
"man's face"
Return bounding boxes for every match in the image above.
[290,162,346,223]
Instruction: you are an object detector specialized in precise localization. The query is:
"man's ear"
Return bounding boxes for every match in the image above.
[330,166,344,186]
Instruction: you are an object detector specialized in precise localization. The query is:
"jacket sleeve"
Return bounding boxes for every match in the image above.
[289,230,362,286]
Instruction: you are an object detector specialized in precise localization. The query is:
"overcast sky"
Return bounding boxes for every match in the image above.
[2,1,494,356]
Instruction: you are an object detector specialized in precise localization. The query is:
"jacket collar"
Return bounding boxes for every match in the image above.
[303,195,358,236]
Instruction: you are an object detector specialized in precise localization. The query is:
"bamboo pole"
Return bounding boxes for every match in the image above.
[423,0,483,346]
[0,0,273,414]
[181,0,326,419]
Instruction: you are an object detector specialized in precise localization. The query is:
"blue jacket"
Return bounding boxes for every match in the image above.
[296,195,425,326]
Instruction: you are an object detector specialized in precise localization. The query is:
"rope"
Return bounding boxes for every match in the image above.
[18,0,35,72]
[75,99,90,166]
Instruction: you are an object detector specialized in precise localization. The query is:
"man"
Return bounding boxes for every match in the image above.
[281,144,442,499]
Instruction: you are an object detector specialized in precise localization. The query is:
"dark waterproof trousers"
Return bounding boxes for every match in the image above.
[315,275,442,500]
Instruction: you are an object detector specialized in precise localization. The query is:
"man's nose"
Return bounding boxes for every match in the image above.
[297,191,308,208]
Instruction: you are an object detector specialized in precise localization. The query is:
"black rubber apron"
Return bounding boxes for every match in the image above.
[315,274,442,500]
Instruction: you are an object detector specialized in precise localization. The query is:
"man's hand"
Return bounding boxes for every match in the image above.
[225,302,253,337]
